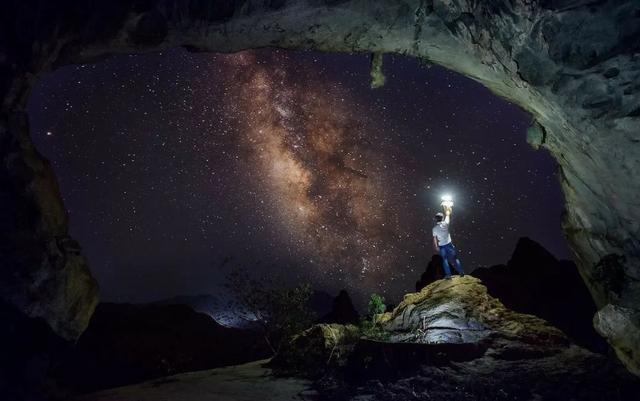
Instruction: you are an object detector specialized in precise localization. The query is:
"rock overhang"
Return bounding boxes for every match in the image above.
[0,0,639,375]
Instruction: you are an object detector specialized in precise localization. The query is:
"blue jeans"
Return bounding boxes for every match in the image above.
[439,243,464,277]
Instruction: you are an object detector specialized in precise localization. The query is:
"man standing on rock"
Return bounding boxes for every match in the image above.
[432,201,465,280]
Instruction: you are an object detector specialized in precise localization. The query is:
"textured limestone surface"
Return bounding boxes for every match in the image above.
[1,0,639,372]
[594,303,640,376]
[273,277,640,400]
[273,323,361,377]
[378,276,569,356]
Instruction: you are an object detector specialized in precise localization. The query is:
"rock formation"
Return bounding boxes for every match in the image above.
[307,290,335,318]
[1,299,72,401]
[472,237,606,352]
[319,289,360,325]
[61,302,270,393]
[272,323,361,378]
[377,277,569,357]
[1,0,639,373]
[415,254,446,291]
[276,277,640,400]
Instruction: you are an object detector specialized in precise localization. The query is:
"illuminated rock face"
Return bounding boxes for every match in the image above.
[378,276,569,356]
[274,277,640,400]
[0,0,638,372]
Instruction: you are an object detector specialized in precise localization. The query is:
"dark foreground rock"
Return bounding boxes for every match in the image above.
[319,290,360,325]
[2,0,639,375]
[349,346,640,401]
[415,255,446,291]
[472,237,605,352]
[72,360,315,401]
[59,302,269,393]
[272,323,360,377]
[416,237,605,352]
[0,300,72,401]
[275,277,640,400]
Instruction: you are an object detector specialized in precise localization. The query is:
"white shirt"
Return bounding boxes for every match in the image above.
[432,217,452,246]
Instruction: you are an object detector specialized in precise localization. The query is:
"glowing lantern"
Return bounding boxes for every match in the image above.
[441,194,454,209]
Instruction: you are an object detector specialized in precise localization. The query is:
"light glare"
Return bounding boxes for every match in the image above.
[441,193,454,208]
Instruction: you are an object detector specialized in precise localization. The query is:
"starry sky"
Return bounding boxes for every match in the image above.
[27,48,570,305]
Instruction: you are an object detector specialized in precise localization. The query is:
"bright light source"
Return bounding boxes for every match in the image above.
[441,194,454,208]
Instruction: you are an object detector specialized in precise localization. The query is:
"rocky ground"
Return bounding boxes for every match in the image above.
[73,276,640,401]
[54,302,270,393]
[273,276,640,401]
[2,0,639,378]
[71,360,315,401]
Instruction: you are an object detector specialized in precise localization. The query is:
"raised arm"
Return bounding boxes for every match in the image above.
[444,205,452,224]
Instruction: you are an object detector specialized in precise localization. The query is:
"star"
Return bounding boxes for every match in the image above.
[25,47,570,304]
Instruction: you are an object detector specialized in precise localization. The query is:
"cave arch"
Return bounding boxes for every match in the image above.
[1,0,639,374]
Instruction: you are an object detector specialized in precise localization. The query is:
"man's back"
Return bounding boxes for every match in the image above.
[431,206,463,278]
[432,221,451,246]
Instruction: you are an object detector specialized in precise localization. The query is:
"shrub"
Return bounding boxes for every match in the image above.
[367,293,386,317]
[359,293,390,340]
[224,267,315,355]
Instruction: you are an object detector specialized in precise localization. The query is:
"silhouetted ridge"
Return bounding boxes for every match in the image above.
[63,302,269,392]
[472,237,606,352]
[416,254,445,292]
[320,289,360,324]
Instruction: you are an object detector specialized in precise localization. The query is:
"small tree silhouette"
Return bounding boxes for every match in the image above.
[359,293,390,340]
[367,293,387,319]
[224,267,315,355]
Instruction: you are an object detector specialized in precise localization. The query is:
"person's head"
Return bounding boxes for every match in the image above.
[435,212,444,222]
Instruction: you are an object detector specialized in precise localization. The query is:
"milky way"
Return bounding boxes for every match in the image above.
[219,51,415,290]
[27,48,568,304]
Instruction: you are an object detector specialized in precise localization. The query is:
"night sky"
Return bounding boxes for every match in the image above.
[27,48,569,306]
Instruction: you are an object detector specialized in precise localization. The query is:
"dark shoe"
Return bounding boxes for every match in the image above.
[444,276,452,280]
[460,272,465,277]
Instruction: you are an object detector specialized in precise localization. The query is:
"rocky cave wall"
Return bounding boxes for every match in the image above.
[1,0,638,374]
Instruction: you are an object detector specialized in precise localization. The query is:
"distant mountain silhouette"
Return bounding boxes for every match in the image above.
[148,293,253,327]
[319,289,360,324]
[415,254,446,291]
[62,302,269,392]
[151,294,221,316]
[150,290,335,328]
[472,237,606,352]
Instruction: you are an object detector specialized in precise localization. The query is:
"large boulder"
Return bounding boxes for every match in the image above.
[378,276,569,359]
[319,290,360,325]
[277,277,640,400]
[0,112,99,342]
[0,0,639,375]
[594,304,640,377]
[472,237,606,352]
[272,323,360,378]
